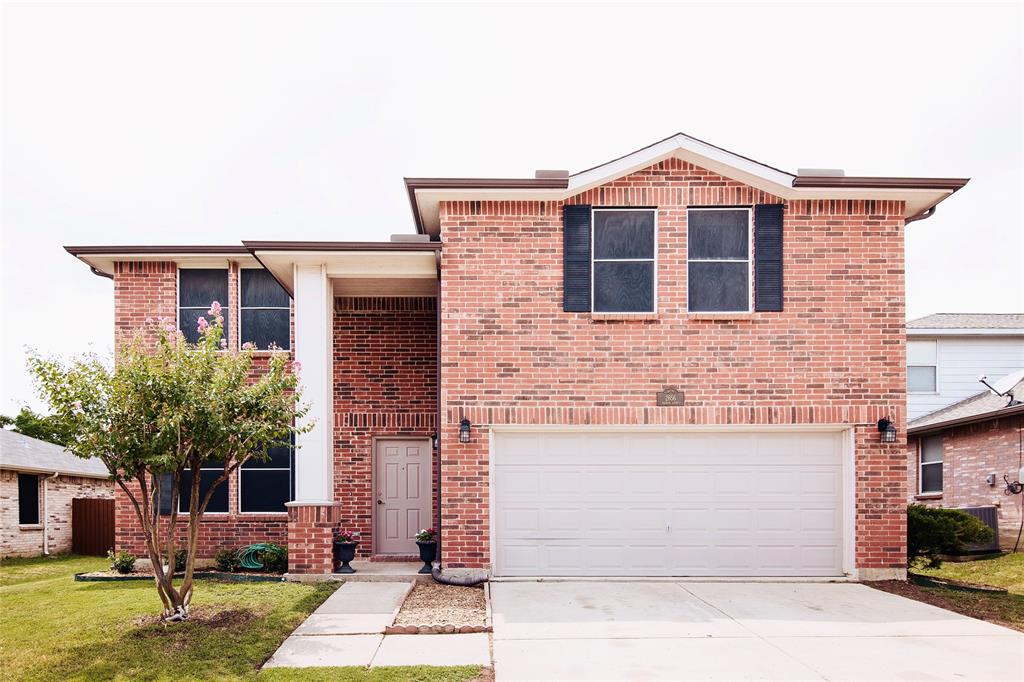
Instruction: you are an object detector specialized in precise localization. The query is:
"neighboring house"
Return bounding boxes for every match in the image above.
[907,313,1024,420]
[907,373,1024,551]
[65,132,969,580]
[0,430,114,558]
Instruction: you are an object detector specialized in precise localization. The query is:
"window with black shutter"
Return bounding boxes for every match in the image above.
[240,437,295,513]
[591,208,657,313]
[687,208,751,312]
[240,269,290,350]
[17,473,40,525]
[178,269,229,344]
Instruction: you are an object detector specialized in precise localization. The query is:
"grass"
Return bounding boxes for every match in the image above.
[0,555,485,682]
[916,552,1024,594]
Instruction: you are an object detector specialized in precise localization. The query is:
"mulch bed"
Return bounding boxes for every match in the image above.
[387,581,489,634]
[869,579,1024,632]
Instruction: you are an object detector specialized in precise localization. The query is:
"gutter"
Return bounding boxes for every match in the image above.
[907,403,1024,436]
[42,471,59,555]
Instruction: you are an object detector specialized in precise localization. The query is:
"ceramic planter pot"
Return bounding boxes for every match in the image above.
[333,540,358,574]
[416,540,437,574]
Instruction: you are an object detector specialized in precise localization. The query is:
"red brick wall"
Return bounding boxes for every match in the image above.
[908,415,1024,551]
[333,297,438,556]
[438,157,908,574]
[112,261,292,558]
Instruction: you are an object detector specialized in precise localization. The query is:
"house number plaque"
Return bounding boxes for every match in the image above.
[656,386,684,406]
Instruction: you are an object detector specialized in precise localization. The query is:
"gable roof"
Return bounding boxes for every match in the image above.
[908,374,1024,435]
[909,311,1024,329]
[405,132,969,237]
[0,430,110,479]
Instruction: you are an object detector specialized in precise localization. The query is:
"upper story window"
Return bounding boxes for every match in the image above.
[908,340,937,393]
[179,269,229,344]
[591,208,656,313]
[240,269,290,350]
[919,435,943,494]
[18,473,40,525]
[687,208,751,313]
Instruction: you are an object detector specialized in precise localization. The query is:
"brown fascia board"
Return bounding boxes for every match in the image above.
[242,240,442,251]
[907,403,1024,437]
[404,177,569,234]
[792,176,970,190]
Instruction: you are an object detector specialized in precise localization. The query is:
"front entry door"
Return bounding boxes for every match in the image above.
[375,439,431,555]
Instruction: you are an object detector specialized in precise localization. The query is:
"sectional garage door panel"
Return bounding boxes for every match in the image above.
[492,431,845,577]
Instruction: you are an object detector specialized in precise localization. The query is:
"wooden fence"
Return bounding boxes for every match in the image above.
[71,498,115,556]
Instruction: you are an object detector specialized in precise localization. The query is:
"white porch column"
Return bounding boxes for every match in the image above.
[292,263,334,503]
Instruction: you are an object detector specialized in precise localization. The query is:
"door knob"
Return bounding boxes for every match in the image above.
[377,500,384,505]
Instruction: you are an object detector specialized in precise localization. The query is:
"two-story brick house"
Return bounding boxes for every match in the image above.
[67,133,968,580]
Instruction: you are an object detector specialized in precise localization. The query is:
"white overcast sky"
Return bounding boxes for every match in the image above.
[2,1,1022,414]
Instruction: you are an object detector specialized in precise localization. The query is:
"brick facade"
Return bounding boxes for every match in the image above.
[0,470,114,558]
[438,158,908,575]
[908,415,1024,551]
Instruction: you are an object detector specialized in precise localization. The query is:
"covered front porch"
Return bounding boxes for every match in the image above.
[246,239,441,574]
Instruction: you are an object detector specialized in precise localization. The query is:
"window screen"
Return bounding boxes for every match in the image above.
[240,269,290,350]
[908,341,938,393]
[178,269,229,344]
[687,209,751,312]
[18,474,40,525]
[591,209,656,313]
[240,438,294,513]
[919,435,943,494]
[179,462,229,513]
[908,366,937,393]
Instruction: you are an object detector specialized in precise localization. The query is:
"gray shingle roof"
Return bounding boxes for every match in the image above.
[907,313,1024,330]
[909,374,1024,431]
[0,430,110,478]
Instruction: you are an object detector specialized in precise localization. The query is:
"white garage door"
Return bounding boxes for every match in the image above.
[492,430,846,577]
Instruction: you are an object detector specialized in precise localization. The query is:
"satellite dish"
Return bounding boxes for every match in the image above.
[987,369,1024,395]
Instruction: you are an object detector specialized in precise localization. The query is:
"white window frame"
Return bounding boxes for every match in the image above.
[685,207,753,313]
[177,266,230,347]
[178,464,229,515]
[907,340,938,394]
[918,435,944,495]
[590,207,658,314]
[239,266,291,351]
[238,449,294,515]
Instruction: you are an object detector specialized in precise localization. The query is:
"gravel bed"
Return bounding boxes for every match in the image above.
[392,581,486,629]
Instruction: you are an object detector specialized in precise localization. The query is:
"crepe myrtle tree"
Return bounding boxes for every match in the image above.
[28,302,309,621]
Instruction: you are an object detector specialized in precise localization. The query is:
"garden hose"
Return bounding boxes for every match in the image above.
[238,543,276,571]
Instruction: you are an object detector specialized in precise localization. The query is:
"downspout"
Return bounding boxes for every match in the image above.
[904,206,937,224]
[42,471,59,555]
[434,250,443,567]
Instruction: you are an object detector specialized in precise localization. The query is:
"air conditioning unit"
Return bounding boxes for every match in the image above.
[956,506,1000,553]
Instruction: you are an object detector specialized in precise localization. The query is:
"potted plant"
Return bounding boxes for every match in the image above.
[415,528,437,574]
[333,529,359,574]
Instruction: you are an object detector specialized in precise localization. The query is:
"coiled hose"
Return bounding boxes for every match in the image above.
[430,561,488,587]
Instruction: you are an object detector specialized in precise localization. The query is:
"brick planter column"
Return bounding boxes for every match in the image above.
[286,502,342,574]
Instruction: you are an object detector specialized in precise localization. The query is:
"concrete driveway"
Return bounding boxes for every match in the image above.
[490,581,1024,681]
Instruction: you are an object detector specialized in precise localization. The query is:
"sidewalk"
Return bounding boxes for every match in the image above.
[264,581,491,669]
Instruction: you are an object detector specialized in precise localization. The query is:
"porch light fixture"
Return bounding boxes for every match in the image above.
[431,432,439,449]
[459,419,471,444]
[877,418,897,443]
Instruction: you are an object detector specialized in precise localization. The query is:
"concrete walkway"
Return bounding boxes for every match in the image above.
[491,581,1024,681]
[264,581,491,669]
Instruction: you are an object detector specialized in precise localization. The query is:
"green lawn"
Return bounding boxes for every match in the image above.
[916,552,1024,594]
[0,555,483,682]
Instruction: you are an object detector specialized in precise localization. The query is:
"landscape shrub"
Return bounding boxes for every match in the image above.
[259,543,288,573]
[213,548,241,573]
[173,549,188,573]
[108,549,136,574]
[907,504,993,568]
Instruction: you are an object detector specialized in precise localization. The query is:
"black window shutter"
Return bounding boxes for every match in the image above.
[563,204,592,312]
[754,204,784,312]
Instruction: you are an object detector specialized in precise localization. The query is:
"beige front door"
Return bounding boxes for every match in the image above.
[374,439,431,555]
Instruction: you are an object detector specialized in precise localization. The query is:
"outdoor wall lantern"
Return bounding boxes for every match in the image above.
[459,418,472,443]
[431,432,439,449]
[877,418,897,443]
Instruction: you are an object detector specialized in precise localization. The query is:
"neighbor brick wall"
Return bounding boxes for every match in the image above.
[908,415,1024,551]
[0,470,114,558]
[333,297,438,557]
[438,157,908,574]
[112,261,293,558]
